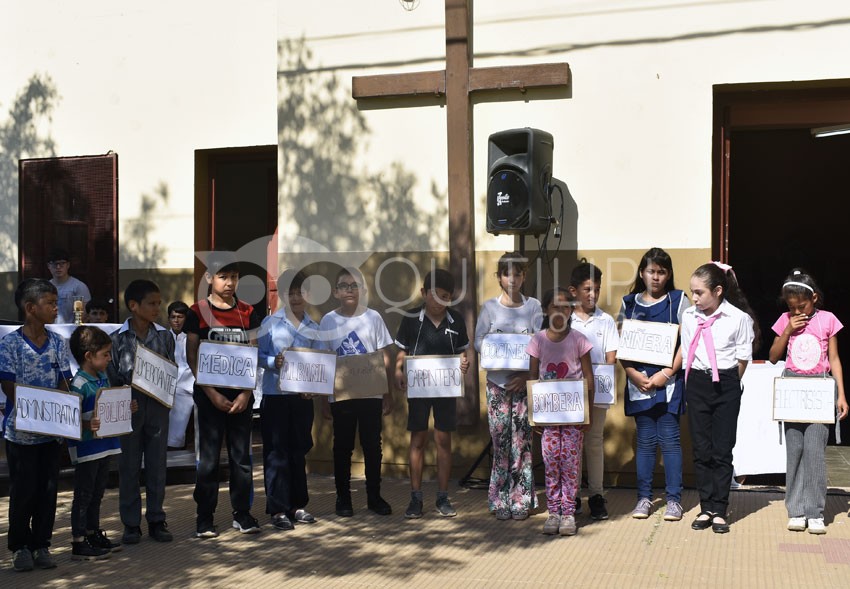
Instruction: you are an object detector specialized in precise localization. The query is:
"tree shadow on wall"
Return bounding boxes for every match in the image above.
[119,180,169,269]
[278,38,448,254]
[0,74,60,270]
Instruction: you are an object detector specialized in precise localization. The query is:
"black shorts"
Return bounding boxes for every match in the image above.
[407,397,457,432]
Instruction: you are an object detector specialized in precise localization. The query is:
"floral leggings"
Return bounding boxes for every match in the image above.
[542,425,583,515]
[486,381,537,513]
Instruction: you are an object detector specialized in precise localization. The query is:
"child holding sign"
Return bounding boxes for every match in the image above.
[68,326,135,560]
[568,262,619,521]
[185,252,263,537]
[258,269,322,530]
[319,266,394,517]
[107,279,176,544]
[768,269,848,535]
[528,287,593,536]
[618,248,688,522]
[0,279,72,572]
[679,262,756,534]
[474,252,542,520]
[394,269,470,519]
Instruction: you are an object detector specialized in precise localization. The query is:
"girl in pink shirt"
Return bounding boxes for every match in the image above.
[768,269,848,535]
[527,287,593,536]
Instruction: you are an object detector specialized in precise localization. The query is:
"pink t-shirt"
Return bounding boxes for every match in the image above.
[771,309,843,374]
[527,328,593,380]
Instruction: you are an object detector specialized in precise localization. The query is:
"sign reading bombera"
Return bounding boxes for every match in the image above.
[14,384,82,440]
[279,347,336,395]
[479,333,532,371]
[405,355,464,399]
[196,341,259,390]
[617,319,678,368]
[773,376,836,423]
[527,378,589,426]
[133,345,178,408]
[95,386,133,438]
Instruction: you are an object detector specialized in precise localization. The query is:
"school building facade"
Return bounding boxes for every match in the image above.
[2,1,850,484]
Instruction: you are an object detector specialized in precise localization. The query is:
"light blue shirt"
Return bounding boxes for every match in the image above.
[257,310,322,395]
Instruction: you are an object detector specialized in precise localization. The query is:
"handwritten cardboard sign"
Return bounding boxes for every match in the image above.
[773,376,836,423]
[617,319,678,367]
[133,345,178,408]
[527,379,589,426]
[405,355,464,399]
[14,384,82,440]
[196,341,259,390]
[479,333,532,371]
[592,363,617,405]
[94,386,133,438]
[279,347,337,395]
[333,351,388,401]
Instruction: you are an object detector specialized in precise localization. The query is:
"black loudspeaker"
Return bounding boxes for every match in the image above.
[486,128,554,236]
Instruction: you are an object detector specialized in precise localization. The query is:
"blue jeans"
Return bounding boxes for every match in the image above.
[634,404,682,503]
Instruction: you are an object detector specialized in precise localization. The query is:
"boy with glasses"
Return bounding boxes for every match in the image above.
[46,248,91,324]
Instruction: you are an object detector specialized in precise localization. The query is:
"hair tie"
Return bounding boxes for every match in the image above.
[782,281,814,293]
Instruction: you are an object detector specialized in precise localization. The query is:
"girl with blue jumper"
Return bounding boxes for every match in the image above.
[618,248,688,522]
[768,269,848,535]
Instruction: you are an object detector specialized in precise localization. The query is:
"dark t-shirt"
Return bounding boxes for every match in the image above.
[184,298,262,396]
[394,306,469,356]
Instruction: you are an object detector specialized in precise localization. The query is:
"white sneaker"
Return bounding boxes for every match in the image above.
[787,517,806,532]
[807,518,826,535]
[542,513,560,535]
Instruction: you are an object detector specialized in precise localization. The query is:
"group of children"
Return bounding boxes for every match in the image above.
[477,249,847,538]
[2,248,848,572]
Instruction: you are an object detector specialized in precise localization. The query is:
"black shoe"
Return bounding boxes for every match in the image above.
[232,511,261,534]
[72,537,110,561]
[405,497,424,519]
[196,515,219,539]
[271,513,294,531]
[589,494,609,521]
[336,495,354,517]
[149,521,173,542]
[122,525,142,544]
[575,495,583,516]
[291,509,316,524]
[367,495,392,516]
[691,511,714,531]
[89,530,122,552]
[712,515,730,534]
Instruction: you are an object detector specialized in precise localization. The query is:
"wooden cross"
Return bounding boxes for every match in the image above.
[352,0,570,425]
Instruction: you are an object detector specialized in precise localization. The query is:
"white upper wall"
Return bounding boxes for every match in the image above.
[1,0,277,270]
[279,0,850,253]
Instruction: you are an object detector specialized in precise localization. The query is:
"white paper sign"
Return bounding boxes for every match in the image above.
[405,355,464,399]
[279,347,336,395]
[733,361,786,476]
[95,386,133,438]
[617,319,678,367]
[592,363,617,405]
[527,379,589,426]
[196,341,259,390]
[133,345,178,408]
[14,384,82,440]
[479,333,532,370]
[773,376,835,423]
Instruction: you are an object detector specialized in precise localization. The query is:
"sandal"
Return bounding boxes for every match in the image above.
[691,510,714,530]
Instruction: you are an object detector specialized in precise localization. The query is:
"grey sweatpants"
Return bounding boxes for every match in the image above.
[784,421,829,519]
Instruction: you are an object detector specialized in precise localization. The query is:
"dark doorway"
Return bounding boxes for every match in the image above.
[18,153,119,321]
[194,146,277,318]
[715,83,850,444]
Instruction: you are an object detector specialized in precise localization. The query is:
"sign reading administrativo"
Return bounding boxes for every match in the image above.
[14,384,82,440]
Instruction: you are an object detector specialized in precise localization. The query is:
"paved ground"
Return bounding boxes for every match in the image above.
[1,473,848,588]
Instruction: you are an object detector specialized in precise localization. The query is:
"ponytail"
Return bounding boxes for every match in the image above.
[692,262,761,353]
